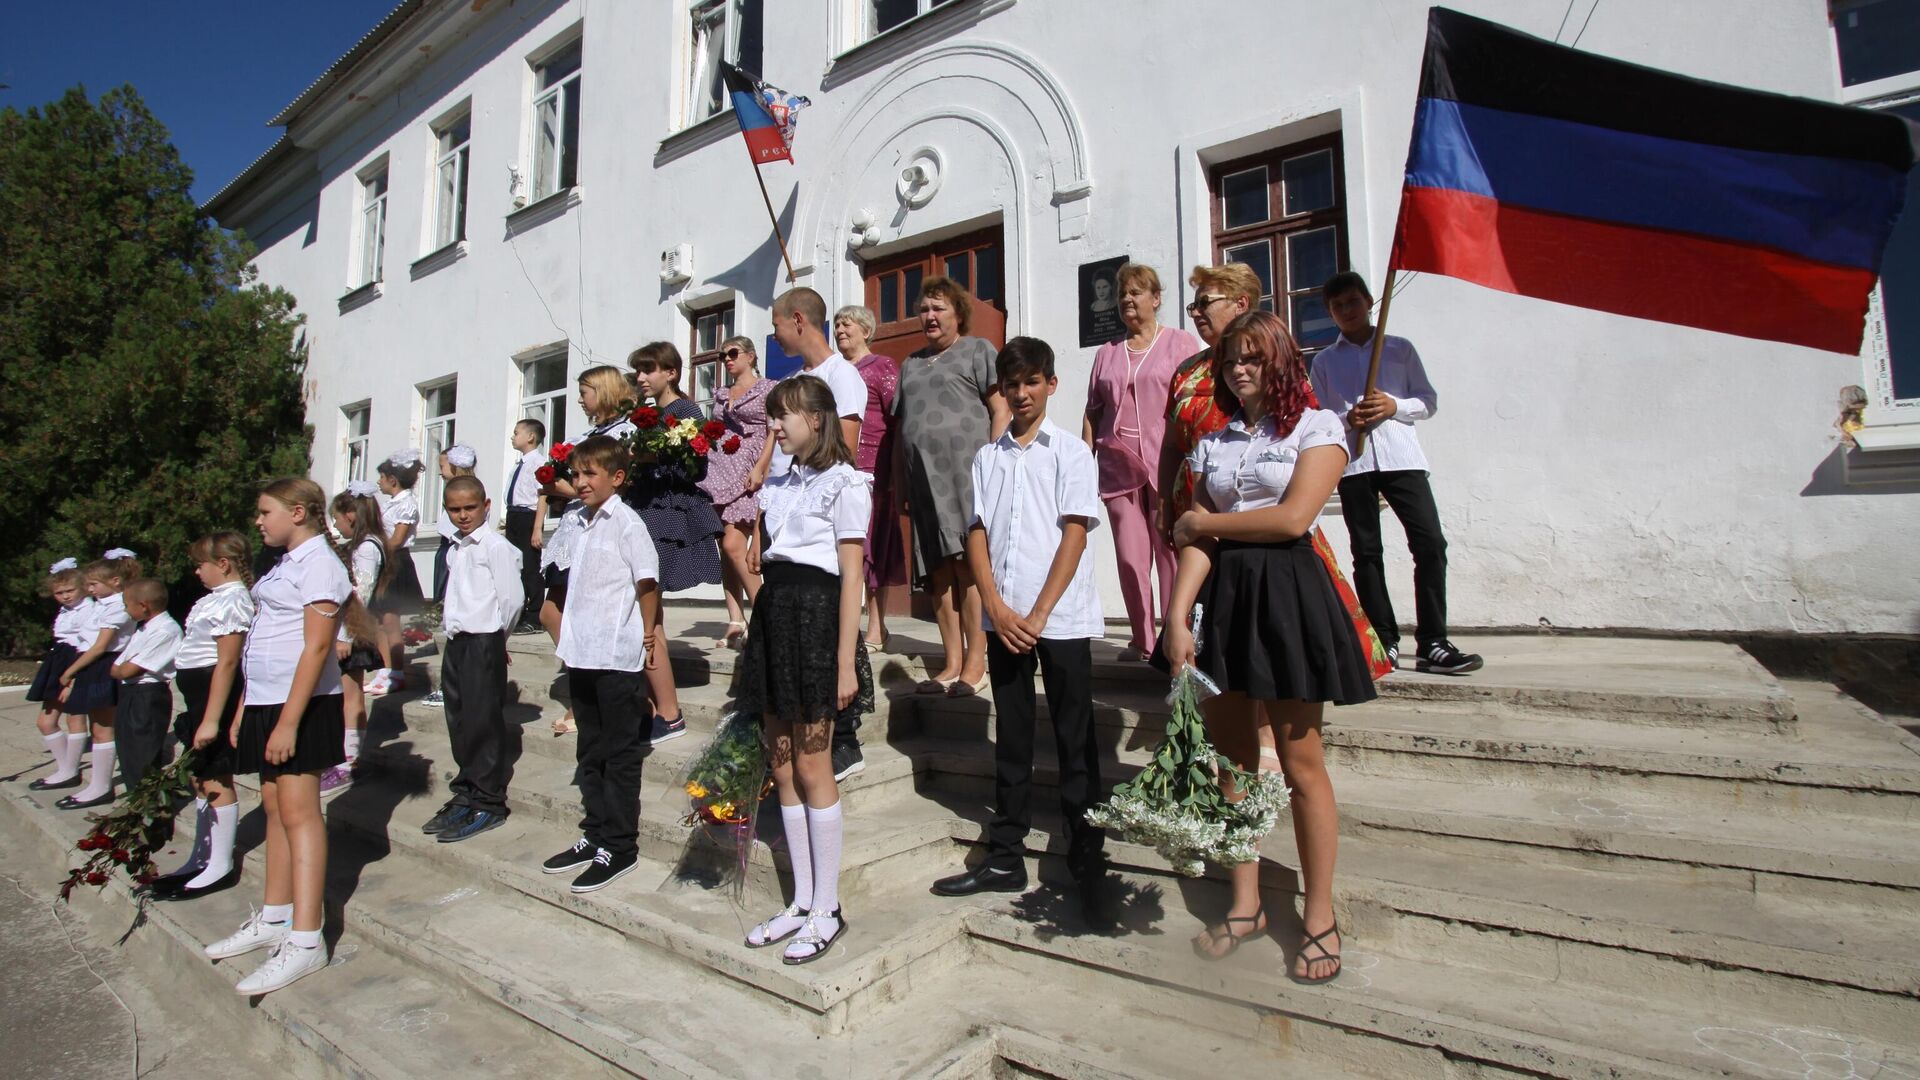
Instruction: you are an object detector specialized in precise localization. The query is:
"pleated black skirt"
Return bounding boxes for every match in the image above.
[1183,538,1377,707]
[26,643,77,703]
[173,666,242,780]
[735,561,874,727]
[60,657,117,715]
[234,693,345,778]
[371,551,425,617]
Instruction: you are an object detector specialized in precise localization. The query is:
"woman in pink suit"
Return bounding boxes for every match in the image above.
[1082,263,1201,660]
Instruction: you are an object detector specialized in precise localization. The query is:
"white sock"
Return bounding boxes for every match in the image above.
[165,798,212,877]
[261,903,293,925]
[52,733,87,781]
[41,732,65,763]
[343,727,362,762]
[72,742,116,801]
[183,803,238,888]
[806,801,844,917]
[781,803,812,910]
[286,928,323,949]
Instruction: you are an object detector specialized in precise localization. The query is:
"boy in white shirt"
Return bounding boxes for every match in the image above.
[111,578,183,791]
[424,476,527,844]
[929,338,1113,926]
[539,436,661,893]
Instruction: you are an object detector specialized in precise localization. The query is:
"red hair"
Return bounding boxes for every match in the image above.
[1212,311,1317,436]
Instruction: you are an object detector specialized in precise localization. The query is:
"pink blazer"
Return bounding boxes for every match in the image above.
[1085,325,1202,496]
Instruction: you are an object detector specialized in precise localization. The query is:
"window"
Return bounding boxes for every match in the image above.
[358,167,389,286]
[870,0,956,37]
[343,403,371,483]
[1832,0,1920,88]
[420,380,458,520]
[688,304,735,415]
[532,40,582,201]
[862,226,1009,359]
[433,111,471,249]
[519,350,569,447]
[1209,136,1349,351]
[685,0,763,127]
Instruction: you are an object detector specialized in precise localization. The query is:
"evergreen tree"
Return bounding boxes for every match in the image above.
[0,85,310,651]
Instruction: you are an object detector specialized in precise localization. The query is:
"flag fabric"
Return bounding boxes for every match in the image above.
[722,64,810,165]
[1392,7,1918,354]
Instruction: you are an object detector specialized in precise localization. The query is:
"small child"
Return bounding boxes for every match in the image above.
[739,375,874,965]
[370,449,428,695]
[432,443,480,602]
[326,482,392,795]
[52,551,141,809]
[26,558,94,790]
[539,435,659,893]
[929,339,1111,923]
[110,578,183,791]
[151,531,254,901]
[504,418,550,633]
[422,476,524,843]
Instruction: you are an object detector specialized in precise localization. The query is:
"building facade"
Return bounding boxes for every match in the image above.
[206,0,1920,635]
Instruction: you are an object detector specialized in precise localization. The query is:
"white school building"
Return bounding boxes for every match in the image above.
[205,0,1920,637]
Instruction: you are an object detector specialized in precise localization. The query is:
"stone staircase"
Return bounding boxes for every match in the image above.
[4,610,1919,1078]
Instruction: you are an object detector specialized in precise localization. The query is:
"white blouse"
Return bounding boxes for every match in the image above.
[541,416,639,573]
[1190,408,1349,517]
[760,463,871,575]
[382,489,421,547]
[177,581,255,671]
[243,533,352,705]
[118,613,183,685]
[53,599,96,648]
[348,538,383,605]
[88,592,137,654]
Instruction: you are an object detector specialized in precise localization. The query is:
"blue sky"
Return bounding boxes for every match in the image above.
[1,1,401,203]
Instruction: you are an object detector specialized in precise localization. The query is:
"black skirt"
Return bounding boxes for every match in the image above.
[340,641,384,674]
[371,549,425,617]
[60,656,117,715]
[543,565,570,613]
[1170,538,1377,707]
[234,693,346,778]
[174,666,241,780]
[26,642,77,703]
[735,561,874,727]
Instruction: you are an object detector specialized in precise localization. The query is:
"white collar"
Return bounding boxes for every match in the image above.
[996,418,1062,450]
[1222,411,1276,437]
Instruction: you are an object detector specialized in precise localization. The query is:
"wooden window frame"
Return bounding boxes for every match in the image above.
[1208,132,1350,350]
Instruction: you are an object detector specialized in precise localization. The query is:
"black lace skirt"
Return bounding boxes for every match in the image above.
[735,561,874,727]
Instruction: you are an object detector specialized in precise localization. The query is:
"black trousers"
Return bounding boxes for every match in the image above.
[116,682,175,790]
[504,508,544,627]
[571,668,650,858]
[985,636,1105,877]
[1338,469,1449,650]
[443,631,515,813]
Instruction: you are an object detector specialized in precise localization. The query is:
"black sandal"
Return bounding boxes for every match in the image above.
[1288,921,1342,985]
[781,909,846,966]
[1192,906,1266,961]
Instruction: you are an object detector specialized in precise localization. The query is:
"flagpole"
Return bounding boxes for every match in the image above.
[1357,266,1398,458]
[750,159,796,283]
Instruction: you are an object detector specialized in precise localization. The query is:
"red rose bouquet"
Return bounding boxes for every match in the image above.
[536,441,575,488]
[622,404,741,478]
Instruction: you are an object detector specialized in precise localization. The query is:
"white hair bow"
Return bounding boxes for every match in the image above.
[50,557,78,574]
[386,448,423,467]
[102,547,137,560]
[347,479,380,498]
[446,444,478,469]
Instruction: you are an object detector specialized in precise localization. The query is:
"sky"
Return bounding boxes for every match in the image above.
[1,1,402,204]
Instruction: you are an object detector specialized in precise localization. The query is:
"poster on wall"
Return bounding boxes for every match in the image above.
[1078,255,1129,347]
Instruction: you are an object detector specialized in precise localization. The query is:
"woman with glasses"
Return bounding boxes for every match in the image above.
[698,335,771,649]
[833,305,907,653]
[1158,264,1261,541]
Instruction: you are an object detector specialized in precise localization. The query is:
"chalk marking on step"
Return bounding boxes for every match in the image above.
[1692,1025,1920,1079]
[328,943,359,967]
[1548,795,1669,829]
[435,886,479,905]
[378,1008,450,1035]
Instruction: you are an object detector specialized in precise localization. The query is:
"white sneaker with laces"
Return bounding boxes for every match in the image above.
[205,909,289,960]
[233,940,328,995]
[362,670,391,697]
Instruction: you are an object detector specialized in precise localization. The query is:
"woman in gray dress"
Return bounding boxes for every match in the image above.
[893,277,1010,696]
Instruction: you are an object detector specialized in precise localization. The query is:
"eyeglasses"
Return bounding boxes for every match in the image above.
[722,347,744,361]
[1185,294,1228,315]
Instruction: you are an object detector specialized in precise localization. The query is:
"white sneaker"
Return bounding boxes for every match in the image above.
[205,909,289,960]
[233,939,328,995]
[363,670,392,697]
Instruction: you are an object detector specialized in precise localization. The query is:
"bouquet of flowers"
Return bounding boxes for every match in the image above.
[1085,665,1291,877]
[623,402,739,480]
[62,750,197,905]
[534,440,576,488]
[680,711,773,899]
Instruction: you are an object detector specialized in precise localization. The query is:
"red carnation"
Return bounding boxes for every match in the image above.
[535,465,557,485]
[85,871,107,885]
[550,442,574,463]
[135,872,155,885]
[632,406,661,429]
[701,420,726,442]
[109,848,130,864]
[722,435,742,454]
[690,435,711,455]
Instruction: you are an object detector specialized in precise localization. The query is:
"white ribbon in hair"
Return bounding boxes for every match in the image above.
[446,444,478,468]
[347,479,380,498]
[102,547,137,560]
[386,447,423,467]
[49,557,78,574]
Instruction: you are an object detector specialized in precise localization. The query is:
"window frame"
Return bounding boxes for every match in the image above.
[342,402,372,485]
[432,109,472,250]
[867,0,957,39]
[418,379,458,523]
[1208,133,1350,352]
[518,348,570,450]
[531,39,583,202]
[357,164,390,287]
[683,0,763,130]
[688,302,736,416]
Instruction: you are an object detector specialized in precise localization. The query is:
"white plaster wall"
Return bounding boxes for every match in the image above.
[223,0,1919,634]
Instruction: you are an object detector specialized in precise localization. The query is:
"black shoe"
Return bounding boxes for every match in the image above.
[28,774,81,791]
[831,742,865,782]
[570,848,636,893]
[55,791,114,810]
[145,866,202,895]
[512,622,543,636]
[438,808,507,843]
[931,864,1027,897]
[649,713,686,746]
[542,837,595,875]
[1384,643,1400,669]
[153,865,241,901]
[421,803,471,835]
[1415,640,1483,675]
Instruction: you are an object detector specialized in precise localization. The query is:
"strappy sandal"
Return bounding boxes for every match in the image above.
[1289,921,1342,985]
[745,902,807,949]
[1192,906,1266,960]
[717,621,747,651]
[551,711,577,737]
[781,908,846,965]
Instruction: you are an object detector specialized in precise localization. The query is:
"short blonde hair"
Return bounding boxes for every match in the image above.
[577,364,633,421]
[1116,262,1163,296]
[1190,263,1264,308]
[915,276,973,335]
[833,305,876,339]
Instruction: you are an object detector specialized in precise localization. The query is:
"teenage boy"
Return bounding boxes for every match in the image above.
[111,578,183,790]
[1311,271,1482,675]
[504,418,550,634]
[539,436,660,892]
[424,476,527,843]
[931,337,1113,926]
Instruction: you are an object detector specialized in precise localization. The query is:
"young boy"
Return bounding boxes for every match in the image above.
[111,578,183,791]
[930,338,1113,925]
[1311,271,1482,676]
[504,418,550,634]
[422,476,527,844]
[538,436,660,892]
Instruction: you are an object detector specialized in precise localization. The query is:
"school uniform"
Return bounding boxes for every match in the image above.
[236,534,352,778]
[371,489,426,615]
[969,420,1108,878]
[26,598,94,703]
[441,527,525,815]
[173,581,253,781]
[115,611,183,789]
[504,448,549,626]
[338,538,386,675]
[539,416,637,612]
[554,497,659,861]
[61,592,134,715]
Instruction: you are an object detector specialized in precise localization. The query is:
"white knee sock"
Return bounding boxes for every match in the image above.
[781,802,812,910]
[184,803,238,889]
[73,742,115,801]
[41,731,64,761]
[343,727,362,763]
[165,798,212,877]
[53,732,87,781]
[806,802,843,916]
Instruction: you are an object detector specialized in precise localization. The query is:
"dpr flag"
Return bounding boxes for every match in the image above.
[722,63,811,165]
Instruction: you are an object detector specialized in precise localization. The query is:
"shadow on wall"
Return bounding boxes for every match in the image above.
[660,184,797,309]
[1798,444,1920,497]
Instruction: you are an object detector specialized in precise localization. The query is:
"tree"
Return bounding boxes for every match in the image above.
[0,85,311,652]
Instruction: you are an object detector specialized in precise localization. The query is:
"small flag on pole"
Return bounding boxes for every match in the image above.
[1391,7,1918,354]
[722,63,810,165]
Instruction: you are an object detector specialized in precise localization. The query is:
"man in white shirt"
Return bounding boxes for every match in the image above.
[503,417,550,633]
[111,577,184,790]
[1311,272,1481,675]
[428,476,527,844]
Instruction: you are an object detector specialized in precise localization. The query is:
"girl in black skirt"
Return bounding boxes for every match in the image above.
[738,375,874,964]
[1163,310,1376,985]
[52,556,140,809]
[152,532,255,900]
[202,477,352,996]
[26,559,92,790]
[327,484,393,796]
[372,450,427,693]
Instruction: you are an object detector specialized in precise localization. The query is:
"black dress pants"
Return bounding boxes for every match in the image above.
[985,637,1105,877]
[116,682,175,790]
[570,668,650,858]
[1337,468,1449,650]
[504,508,544,626]
[443,631,515,813]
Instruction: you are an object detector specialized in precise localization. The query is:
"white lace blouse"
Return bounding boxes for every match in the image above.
[759,463,871,575]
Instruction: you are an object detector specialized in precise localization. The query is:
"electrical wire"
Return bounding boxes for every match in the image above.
[1553,0,1578,41]
[1571,0,1601,48]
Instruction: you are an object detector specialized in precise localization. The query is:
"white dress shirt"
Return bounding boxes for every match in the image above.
[1309,331,1437,476]
[770,353,868,475]
[118,612,183,684]
[541,416,638,573]
[382,489,422,546]
[442,528,526,635]
[507,448,548,511]
[969,419,1105,640]
[177,581,255,671]
[1191,408,1349,521]
[555,498,660,672]
[89,592,136,653]
[53,599,96,648]
[244,533,351,705]
[760,463,871,574]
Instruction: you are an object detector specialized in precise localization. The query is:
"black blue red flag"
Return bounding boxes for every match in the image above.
[721,63,810,166]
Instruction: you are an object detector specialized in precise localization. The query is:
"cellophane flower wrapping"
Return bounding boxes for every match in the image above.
[679,711,772,900]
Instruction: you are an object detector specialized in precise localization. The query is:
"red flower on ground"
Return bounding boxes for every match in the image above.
[632,407,661,429]
[85,871,107,885]
[689,435,711,455]
[535,465,557,485]
[135,872,155,885]
[701,420,726,442]
[550,442,574,462]
[109,848,130,864]
[722,435,741,454]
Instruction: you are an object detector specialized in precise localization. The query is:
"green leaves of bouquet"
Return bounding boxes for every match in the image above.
[62,750,198,901]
